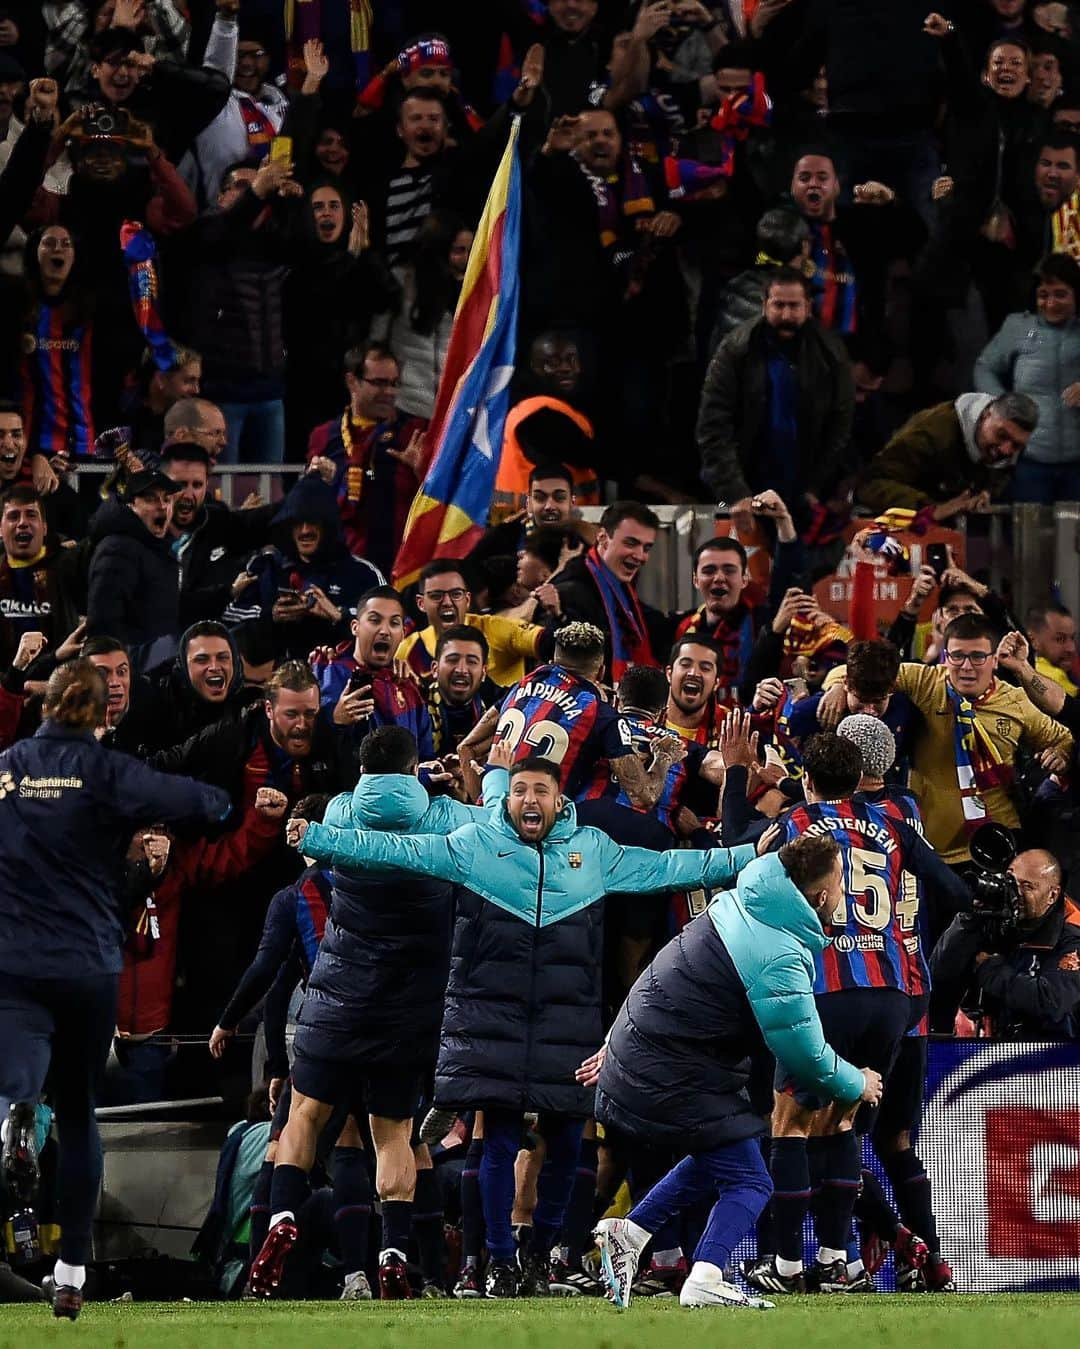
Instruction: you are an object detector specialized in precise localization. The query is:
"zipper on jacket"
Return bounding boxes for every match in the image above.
[521,841,544,1106]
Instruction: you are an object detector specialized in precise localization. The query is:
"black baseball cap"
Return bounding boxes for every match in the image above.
[123,469,181,501]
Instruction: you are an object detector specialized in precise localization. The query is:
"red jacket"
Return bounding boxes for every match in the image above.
[117,805,281,1037]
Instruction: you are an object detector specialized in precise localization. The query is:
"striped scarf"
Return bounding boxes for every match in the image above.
[675,604,755,706]
[584,546,655,682]
[121,220,176,373]
[946,682,1013,835]
[708,72,772,176]
[577,154,655,248]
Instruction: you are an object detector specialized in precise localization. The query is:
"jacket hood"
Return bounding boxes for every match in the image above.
[954,392,999,468]
[170,621,244,700]
[348,773,431,830]
[736,852,828,953]
[271,477,346,562]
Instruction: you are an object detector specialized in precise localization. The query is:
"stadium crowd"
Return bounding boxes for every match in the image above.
[0,0,1080,1319]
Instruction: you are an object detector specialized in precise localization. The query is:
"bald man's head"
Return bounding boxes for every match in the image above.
[1009,849,1063,922]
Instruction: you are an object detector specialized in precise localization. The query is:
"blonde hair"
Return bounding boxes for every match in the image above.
[42,660,106,731]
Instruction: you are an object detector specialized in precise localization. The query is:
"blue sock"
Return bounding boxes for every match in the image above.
[381,1199,412,1258]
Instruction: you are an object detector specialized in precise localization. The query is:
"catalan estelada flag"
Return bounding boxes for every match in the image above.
[392,117,522,586]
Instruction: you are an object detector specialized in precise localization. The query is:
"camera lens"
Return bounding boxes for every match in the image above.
[97,112,115,134]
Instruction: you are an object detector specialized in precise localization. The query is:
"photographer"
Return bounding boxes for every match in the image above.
[930,849,1080,1039]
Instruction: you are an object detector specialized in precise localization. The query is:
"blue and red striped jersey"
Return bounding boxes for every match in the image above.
[494,663,634,800]
[780,797,926,997]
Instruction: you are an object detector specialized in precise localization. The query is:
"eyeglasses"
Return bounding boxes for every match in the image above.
[425,588,467,602]
[944,650,991,667]
[361,377,400,389]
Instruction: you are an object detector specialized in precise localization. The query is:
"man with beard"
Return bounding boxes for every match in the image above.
[697,271,855,530]
[675,491,803,707]
[424,626,505,757]
[150,660,354,1026]
[312,585,434,760]
[286,753,757,1299]
[226,477,384,661]
[554,502,669,684]
[858,390,1038,516]
[161,441,273,626]
[1023,130,1080,261]
[397,560,549,687]
[305,343,426,577]
[0,487,80,670]
[86,469,182,671]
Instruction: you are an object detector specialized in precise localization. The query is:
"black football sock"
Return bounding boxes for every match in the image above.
[769,1137,811,1267]
[269,1163,309,1228]
[330,1146,372,1278]
[461,1139,484,1265]
[249,1160,274,1262]
[814,1133,860,1258]
[380,1199,412,1260]
[854,1166,899,1242]
[883,1148,940,1261]
[413,1167,446,1287]
[558,1135,598,1266]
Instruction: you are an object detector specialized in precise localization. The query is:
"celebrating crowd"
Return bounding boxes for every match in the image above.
[0,0,1080,1320]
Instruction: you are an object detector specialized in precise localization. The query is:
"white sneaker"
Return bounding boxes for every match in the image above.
[340,1270,373,1300]
[680,1263,774,1310]
[593,1218,650,1310]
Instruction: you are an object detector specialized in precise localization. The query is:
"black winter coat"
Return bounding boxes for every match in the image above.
[696,316,855,505]
[175,499,276,628]
[86,501,180,665]
[597,912,767,1150]
[436,886,604,1117]
[182,189,295,394]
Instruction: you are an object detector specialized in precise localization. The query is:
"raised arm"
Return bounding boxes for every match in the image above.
[596,834,756,895]
[299,821,470,884]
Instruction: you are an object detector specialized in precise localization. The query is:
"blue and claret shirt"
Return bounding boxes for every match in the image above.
[494,662,634,801]
[580,708,710,831]
[780,796,929,998]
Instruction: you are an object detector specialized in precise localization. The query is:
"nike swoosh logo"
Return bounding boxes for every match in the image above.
[497,851,514,858]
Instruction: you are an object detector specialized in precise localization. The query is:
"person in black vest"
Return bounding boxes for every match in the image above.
[0,660,229,1319]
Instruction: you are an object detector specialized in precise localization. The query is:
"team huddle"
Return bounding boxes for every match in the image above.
[216,615,967,1310]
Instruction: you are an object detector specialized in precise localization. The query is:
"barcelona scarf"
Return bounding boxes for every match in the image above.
[783,610,853,664]
[862,508,916,575]
[708,72,772,177]
[947,682,1013,835]
[584,546,655,681]
[578,155,655,248]
[121,221,176,374]
[676,604,754,705]
[663,155,728,200]
[236,94,278,155]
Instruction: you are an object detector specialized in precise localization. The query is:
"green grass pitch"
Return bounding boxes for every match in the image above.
[0,1295,1075,1349]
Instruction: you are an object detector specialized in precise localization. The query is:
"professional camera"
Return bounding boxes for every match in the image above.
[967,821,1022,940]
